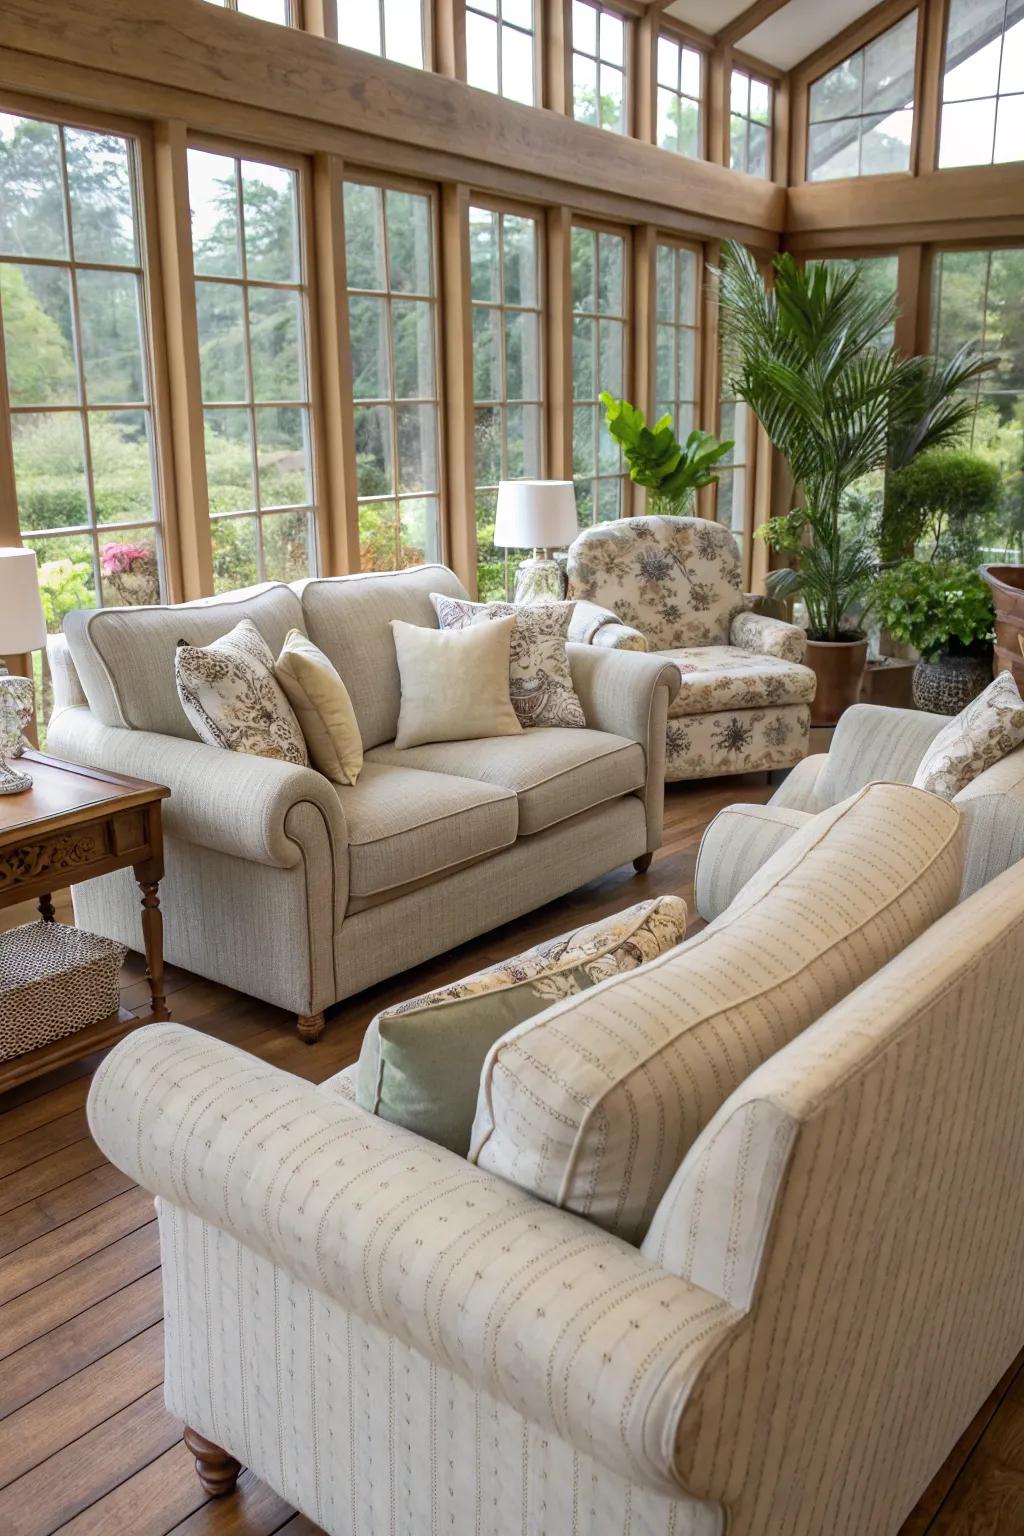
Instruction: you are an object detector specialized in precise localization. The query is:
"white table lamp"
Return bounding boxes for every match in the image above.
[494,480,578,558]
[0,548,49,794]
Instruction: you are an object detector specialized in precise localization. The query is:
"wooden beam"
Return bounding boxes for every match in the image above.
[706,45,730,167]
[893,243,922,357]
[786,161,1024,245]
[915,0,947,176]
[716,0,791,49]
[545,206,574,486]
[311,153,360,574]
[631,224,656,517]
[543,0,573,114]
[301,0,337,40]
[635,5,657,145]
[439,183,477,594]
[434,0,466,80]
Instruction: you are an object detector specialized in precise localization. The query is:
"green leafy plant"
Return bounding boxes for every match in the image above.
[719,242,993,641]
[37,558,93,633]
[600,394,732,514]
[881,448,1003,564]
[872,560,994,661]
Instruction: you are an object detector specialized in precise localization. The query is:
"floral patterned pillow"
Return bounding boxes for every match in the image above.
[352,894,688,1153]
[913,670,1024,800]
[175,618,308,765]
[430,594,586,728]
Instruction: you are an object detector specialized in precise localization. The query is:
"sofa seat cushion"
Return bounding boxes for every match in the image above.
[366,728,644,836]
[334,762,517,903]
[469,782,963,1244]
[661,645,817,718]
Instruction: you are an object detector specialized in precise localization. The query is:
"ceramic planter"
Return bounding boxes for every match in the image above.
[912,652,992,714]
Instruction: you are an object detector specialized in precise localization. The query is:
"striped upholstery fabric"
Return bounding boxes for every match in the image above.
[817,702,948,803]
[695,802,812,923]
[469,783,962,1242]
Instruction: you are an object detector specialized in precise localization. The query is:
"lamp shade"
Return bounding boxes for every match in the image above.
[0,549,48,655]
[493,480,578,550]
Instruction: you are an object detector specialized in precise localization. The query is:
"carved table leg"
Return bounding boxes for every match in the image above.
[297,1011,325,1044]
[136,878,169,1022]
[183,1426,241,1497]
[38,892,55,922]
[633,852,654,874]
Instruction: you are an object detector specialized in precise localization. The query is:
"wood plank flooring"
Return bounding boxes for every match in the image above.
[0,771,1021,1535]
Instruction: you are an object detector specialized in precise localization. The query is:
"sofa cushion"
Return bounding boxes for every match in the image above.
[431,594,587,729]
[391,616,522,748]
[469,781,962,1244]
[334,896,688,1155]
[294,566,468,750]
[335,761,517,904]
[662,645,817,718]
[175,619,308,765]
[64,583,303,737]
[366,728,645,836]
[913,670,1024,800]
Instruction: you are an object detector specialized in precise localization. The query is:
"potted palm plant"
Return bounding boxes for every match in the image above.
[718,243,991,724]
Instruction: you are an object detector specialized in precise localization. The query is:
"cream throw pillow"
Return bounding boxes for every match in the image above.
[175,618,307,765]
[275,629,362,785]
[913,670,1024,800]
[391,617,521,749]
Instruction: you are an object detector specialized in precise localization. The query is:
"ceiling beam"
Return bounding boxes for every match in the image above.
[715,0,792,47]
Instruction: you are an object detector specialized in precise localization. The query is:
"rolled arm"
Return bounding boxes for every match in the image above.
[46,705,348,870]
[88,1025,741,1497]
[817,703,948,805]
[568,598,647,652]
[730,608,807,664]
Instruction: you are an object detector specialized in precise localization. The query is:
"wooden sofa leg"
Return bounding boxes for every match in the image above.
[183,1426,241,1497]
[633,852,653,874]
[297,1011,325,1044]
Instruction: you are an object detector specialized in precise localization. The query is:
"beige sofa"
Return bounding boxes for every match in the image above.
[47,566,681,1040]
[695,700,1024,920]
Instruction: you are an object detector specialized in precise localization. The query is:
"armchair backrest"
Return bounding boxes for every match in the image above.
[644,860,1024,1534]
[567,515,744,652]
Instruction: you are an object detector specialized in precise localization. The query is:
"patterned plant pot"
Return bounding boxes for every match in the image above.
[912,652,993,715]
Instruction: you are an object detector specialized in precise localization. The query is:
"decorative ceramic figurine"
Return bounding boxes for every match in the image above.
[0,675,35,793]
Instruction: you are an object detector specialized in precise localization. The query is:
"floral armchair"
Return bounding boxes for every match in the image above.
[567,515,816,780]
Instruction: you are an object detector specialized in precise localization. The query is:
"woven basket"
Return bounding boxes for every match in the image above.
[0,921,127,1062]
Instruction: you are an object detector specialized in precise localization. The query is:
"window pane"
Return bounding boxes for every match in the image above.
[505,310,539,399]
[256,405,311,506]
[344,183,386,290]
[349,294,391,400]
[262,510,315,582]
[0,264,78,407]
[65,130,137,266]
[242,161,298,281]
[731,70,749,116]
[472,305,502,400]
[860,109,913,174]
[598,232,624,312]
[466,10,500,95]
[76,269,146,404]
[994,93,1024,161]
[248,286,305,401]
[196,280,247,402]
[502,23,535,106]
[862,11,917,115]
[503,215,537,306]
[679,47,701,98]
[0,114,68,260]
[572,0,596,56]
[338,0,382,54]
[810,54,863,123]
[944,0,1004,100]
[238,0,290,21]
[92,411,157,523]
[748,121,769,177]
[391,300,435,399]
[940,0,1021,168]
[573,52,599,126]
[808,122,861,181]
[571,226,595,308]
[387,191,432,295]
[205,409,254,513]
[573,316,595,398]
[12,412,89,531]
[383,0,424,67]
[750,77,771,123]
[354,404,393,495]
[469,207,499,301]
[939,98,997,168]
[657,37,679,88]
[211,515,258,593]
[396,403,438,492]
[601,65,625,132]
[99,526,160,606]
[188,150,242,278]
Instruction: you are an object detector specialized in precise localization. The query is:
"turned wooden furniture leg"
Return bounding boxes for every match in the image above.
[183,1426,241,1497]
[37,892,55,922]
[633,852,653,874]
[297,1011,325,1044]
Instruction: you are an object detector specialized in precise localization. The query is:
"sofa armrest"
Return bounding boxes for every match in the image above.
[768,752,830,812]
[695,803,813,921]
[730,608,807,664]
[568,599,647,653]
[46,706,348,871]
[817,703,949,805]
[88,1025,742,1497]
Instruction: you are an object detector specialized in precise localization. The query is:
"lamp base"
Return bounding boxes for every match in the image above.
[512,556,567,605]
[0,758,32,794]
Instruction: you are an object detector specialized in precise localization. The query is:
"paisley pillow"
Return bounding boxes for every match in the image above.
[913,670,1024,800]
[430,594,586,729]
[175,618,308,765]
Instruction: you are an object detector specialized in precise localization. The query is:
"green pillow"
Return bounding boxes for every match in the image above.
[354,895,688,1154]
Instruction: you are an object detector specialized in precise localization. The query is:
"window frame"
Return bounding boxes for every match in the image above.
[341,167,447,575]
[570,0,634,136]
[654,24,705,160]
[570,215,632,527]
[186,132,327,589]
[729,65,774,178]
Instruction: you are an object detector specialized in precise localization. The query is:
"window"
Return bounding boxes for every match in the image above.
[0,111,163,628]
[822,253,900,348]
[716,388,750,552]
[807,11,918,181]
[657,35,702,158]
[654,242,699,446]
[470,205,543,600]
[205,0,293,21]
[344,181,442,573]
[572,225,628,527]
[466,0,536,105]
[337,0,425,69]
[572,1,628,134]
[188,147,318,591]
[730,69,772,177]
[940,0,1024,167]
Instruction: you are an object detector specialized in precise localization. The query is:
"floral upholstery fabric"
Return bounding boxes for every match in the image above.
[730,608,807,664]
[347,895,689,1154]
[431,593,586,729]
[174,617,308,765]
[913,670,1024,800]
[568,599,648,653]
[666,704,810,781]
[567,516,745,650]
[664,646,816,718]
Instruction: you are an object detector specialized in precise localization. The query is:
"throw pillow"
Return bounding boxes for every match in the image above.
[350,895,688,1154]
[469,781,963,1244]
[430,594,586,729]
[391,617,521,749]
[275,628,363,785]
[175,618,307,765]
[913,670,1024,800]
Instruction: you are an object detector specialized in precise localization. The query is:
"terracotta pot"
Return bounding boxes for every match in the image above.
[912,652,991,715]
[979,564,1024,691]
[805,637,869,727]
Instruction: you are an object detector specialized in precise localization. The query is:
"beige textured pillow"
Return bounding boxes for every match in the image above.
[275,629,362,785]
[913,670,1024,800]
[469,781,962,1244]
[175,618,307,765]
[391,617,521,749]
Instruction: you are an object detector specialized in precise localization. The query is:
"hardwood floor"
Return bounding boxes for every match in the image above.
[0,770,1020,1536]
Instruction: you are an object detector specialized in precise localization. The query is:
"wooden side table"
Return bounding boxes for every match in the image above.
[0,751,170,1090]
